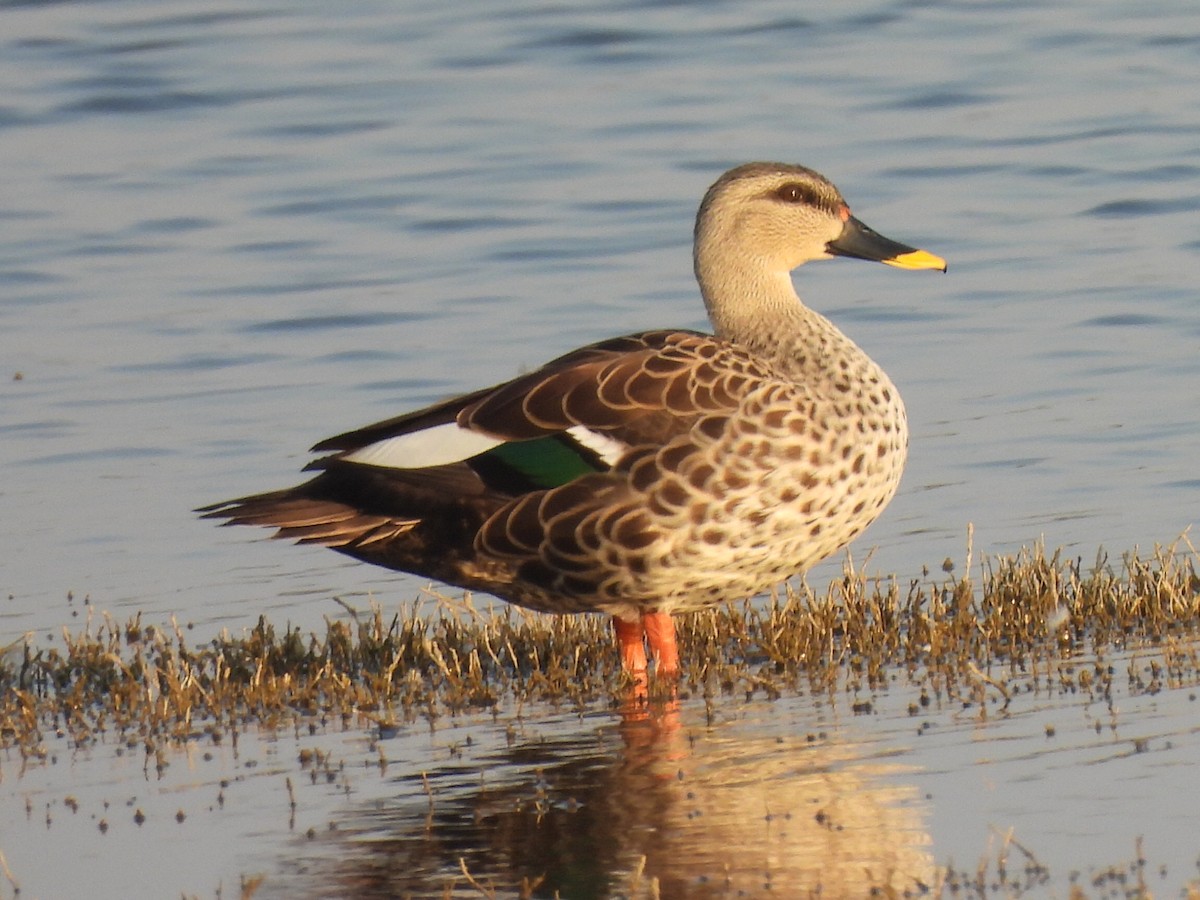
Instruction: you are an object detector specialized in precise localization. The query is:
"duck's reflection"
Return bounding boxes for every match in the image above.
[303,700,932,898]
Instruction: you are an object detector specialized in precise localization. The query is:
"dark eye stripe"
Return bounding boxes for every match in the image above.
[771,182,840,215]
[776,183,812,203]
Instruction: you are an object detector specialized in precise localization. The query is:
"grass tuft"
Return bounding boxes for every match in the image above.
[3,537,1200,755]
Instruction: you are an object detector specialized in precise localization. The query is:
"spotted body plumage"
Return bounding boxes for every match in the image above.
[201,162,945,674]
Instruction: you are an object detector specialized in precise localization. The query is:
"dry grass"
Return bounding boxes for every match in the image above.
[3,536,1200,760]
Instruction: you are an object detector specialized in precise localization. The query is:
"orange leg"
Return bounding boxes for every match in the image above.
[642,611,679,675]
[613,616,648,675]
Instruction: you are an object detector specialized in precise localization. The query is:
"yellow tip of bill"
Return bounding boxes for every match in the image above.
[883,249,947,272]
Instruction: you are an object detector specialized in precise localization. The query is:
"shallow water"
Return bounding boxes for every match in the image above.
[4,635,1199,899]
[3,0,1200,896]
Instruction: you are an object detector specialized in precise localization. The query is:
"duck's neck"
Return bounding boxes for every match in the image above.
[697,259,860,377]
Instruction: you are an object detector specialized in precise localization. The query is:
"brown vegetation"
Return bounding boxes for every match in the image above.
[4,537,1199,760]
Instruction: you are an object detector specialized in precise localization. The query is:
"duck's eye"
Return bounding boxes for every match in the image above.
[775,183,816,205]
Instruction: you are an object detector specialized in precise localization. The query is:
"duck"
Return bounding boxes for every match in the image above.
[199,162,945,678]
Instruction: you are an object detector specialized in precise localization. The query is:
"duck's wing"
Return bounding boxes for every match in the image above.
[198,329,776,561]
[306,329,771,492]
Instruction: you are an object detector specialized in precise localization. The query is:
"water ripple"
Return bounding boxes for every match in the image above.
[241,311,433,333]
[1082,196,1200,217]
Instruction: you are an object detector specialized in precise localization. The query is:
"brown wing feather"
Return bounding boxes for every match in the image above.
[460,330,778,446]
[302,330,778,464]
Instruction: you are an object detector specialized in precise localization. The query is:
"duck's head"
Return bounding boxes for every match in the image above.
[693,162,946,280]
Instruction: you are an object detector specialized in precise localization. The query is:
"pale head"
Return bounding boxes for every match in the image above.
[691,162,945,344]
[694,162,850,276]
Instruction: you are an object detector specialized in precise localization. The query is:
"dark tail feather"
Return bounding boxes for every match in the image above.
[197,487,419,549]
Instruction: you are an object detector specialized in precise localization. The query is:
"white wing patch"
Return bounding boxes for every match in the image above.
[566,425,629,466]
[342,422,503,469]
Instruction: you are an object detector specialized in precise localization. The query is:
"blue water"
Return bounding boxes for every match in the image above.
[3,1,1200,895]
